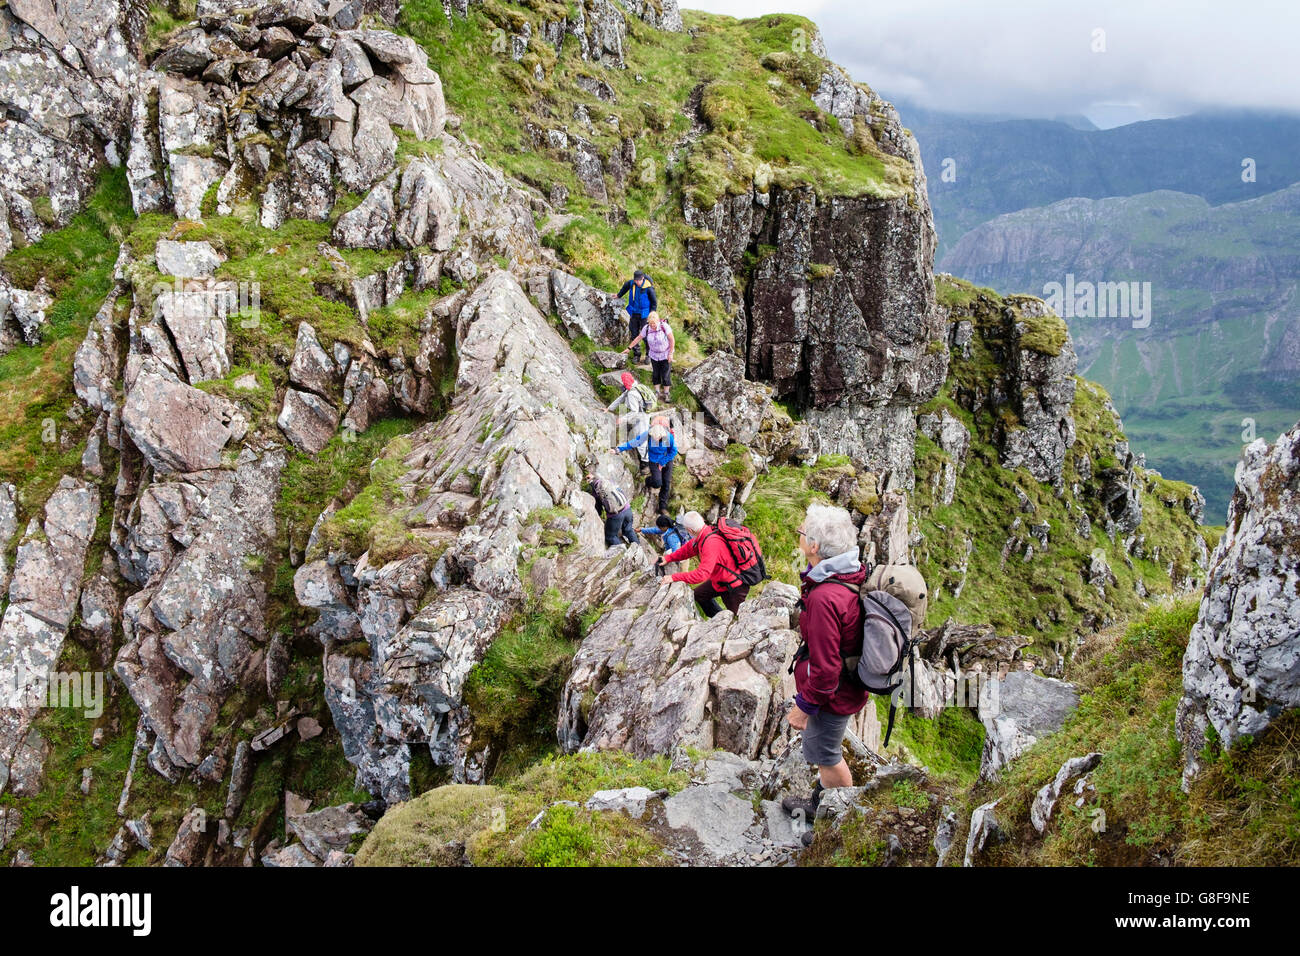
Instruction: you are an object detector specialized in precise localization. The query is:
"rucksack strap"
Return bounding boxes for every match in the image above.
[881,644,915,750]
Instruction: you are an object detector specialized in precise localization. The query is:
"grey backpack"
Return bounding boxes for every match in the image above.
[814,579,918,748]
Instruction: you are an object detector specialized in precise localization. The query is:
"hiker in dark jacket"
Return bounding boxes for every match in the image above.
[616,415,678,513]
[613,269,657,364]
[587,471,636,548]
[659,512,752,618]
[782,504,868,837]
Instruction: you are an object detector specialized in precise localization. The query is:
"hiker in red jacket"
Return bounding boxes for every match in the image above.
[782,504,868,839]
[658,512,753,618]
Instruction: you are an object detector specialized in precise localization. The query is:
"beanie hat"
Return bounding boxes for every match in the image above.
[621,372,636,389]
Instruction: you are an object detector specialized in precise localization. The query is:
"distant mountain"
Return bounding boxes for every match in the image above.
[939,184,1300,522]
[894,104,1300,257]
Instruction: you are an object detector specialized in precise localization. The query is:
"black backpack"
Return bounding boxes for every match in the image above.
[709,516,768,589]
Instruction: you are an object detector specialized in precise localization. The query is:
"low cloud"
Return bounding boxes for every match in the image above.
[685,0,1300,123]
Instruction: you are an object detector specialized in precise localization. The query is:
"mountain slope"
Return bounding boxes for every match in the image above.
[900,104,1300,256]
[0,0,1250,869]
[939,184,1300,522]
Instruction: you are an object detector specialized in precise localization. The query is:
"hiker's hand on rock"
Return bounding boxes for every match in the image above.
[786,704,808,731]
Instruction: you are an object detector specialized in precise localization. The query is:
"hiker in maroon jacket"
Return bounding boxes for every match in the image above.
[782,504,868,840]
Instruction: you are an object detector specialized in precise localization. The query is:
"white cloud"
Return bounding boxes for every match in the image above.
[683,0,1300,121]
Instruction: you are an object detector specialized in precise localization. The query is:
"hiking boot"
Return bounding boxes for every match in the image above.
[781,789,820,819]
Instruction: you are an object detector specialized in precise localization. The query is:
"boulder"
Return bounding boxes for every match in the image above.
[288,321,339,397]
[278,388,339,454]
[979,670,1079,782]
[333,178,396,249]
[155,240,224,278]
[1177,421,1300,786]
[682,350,773,446]
[550,269,625,344]
[120,356,245,474]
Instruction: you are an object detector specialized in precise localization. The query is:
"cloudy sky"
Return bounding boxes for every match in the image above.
[685,0,1300,128]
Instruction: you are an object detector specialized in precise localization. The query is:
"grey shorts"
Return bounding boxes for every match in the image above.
[801,709,851,766]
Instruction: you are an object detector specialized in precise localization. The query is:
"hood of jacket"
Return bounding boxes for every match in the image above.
[804,548,863,583]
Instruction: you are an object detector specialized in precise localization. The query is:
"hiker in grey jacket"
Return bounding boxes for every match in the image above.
[587,472,637,547]
[606,371,652,471]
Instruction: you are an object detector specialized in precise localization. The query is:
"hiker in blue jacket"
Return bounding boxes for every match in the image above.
[616,415,678,514]
[640,513,692,554]
[612,269,657,365]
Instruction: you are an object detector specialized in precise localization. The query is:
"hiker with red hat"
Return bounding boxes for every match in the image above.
[606,371,655,472]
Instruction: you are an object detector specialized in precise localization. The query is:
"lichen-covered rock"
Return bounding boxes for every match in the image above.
[114,448,284,769]
[0,0,136,240]
[278,388,339,453]
[0,477,100,796]
[288,321,340,397]
[560,579,801,760]
[313,271,632,797]
[155,240,224,278]
[155,289,232,383]
[120,355,246,474]
[334,177,396,249]
[1176,421,1300,786]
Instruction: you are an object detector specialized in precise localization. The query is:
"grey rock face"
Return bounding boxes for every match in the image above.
[997,298,1078,487]
[313,271,629,799]
[333,177,396,249]
[288,321,340,397]
[682,86,945,479]
[120,355,246,474]
[979,669,1080,782]
[0,477,100,796]
[0,483,17,596]
[0,0,136,243]
[114,448,285,769]
[560,579,801,760]
[1177,421,1300,786]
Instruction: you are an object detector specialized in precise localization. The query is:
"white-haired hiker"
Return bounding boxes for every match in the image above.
[782,503,869,845]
